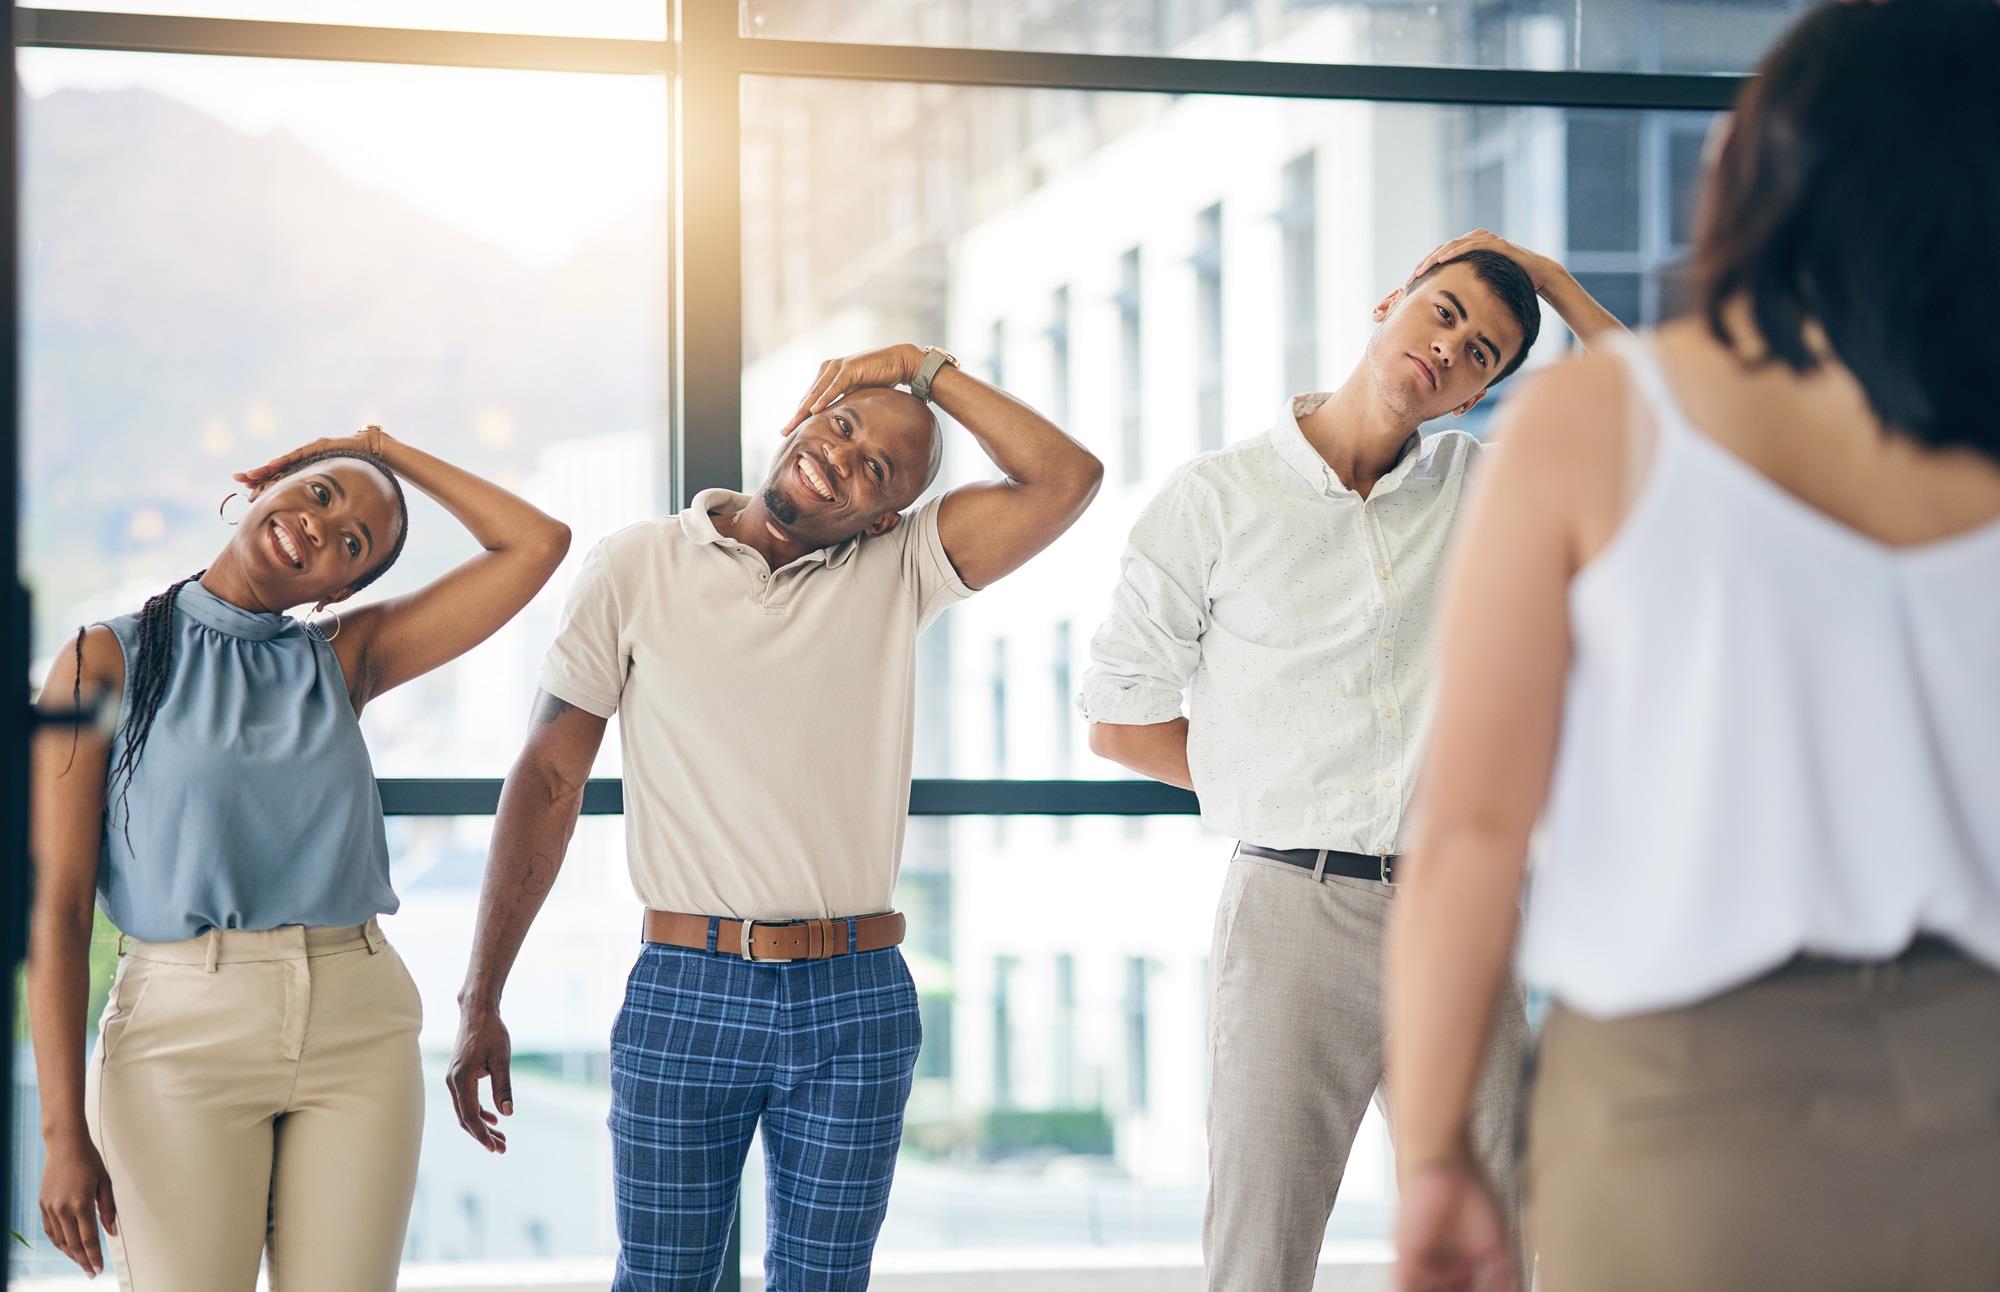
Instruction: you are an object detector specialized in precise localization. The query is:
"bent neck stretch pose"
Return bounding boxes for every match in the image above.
[27,426,570,1290]
[1080,235,1622,1292]
[448,342,1102,1291]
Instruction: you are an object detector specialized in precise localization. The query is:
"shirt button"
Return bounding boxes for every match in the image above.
[1382,707,1395,717]
[1380,638,1393,651]
[1381,776,1395,787]
[757,572,768,582]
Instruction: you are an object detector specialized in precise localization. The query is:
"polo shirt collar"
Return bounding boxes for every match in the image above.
[1269,400,1423,501]
[681,487,862,569]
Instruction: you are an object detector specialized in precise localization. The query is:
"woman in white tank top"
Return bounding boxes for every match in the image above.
[1384,4,2000,1291]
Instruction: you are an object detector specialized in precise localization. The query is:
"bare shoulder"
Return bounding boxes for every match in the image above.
[37,623,125,710]
[1488,351,1630,461]
[1481,351,1637,562]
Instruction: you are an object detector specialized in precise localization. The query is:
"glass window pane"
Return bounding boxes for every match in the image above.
[741,79,1716,777]
[744,0,1807,75]
[21,0,667,40]
[19,49,670,777]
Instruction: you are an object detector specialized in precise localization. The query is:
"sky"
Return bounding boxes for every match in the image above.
[18,13,671,268]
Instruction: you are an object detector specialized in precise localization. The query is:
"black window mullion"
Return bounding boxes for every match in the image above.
[14,7,676,73]
[727,35,1745,112]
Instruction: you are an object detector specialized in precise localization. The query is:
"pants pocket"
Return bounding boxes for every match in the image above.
[95,955,154,1062]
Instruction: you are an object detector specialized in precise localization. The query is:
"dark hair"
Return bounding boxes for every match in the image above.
[1411,249,1543,385]
[78,448,410,846]
[1694,0,2000,458]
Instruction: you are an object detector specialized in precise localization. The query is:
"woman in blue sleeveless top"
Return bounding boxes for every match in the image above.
[26,425,570,1290]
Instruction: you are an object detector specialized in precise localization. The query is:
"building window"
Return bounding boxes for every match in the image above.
[990,637,1009,775]
[988,317,1008,387]
[1193,203,1224,451]
[1566,115,1643,254]
[1046,284,1071,429]
[1053,620,1074,842]
[1278,150,1318,399]
[1053,952,1077,1106]
[993,954,1019,1108]
[1124,956,1151,1112]
[991,636,1010,845]
[1052,620,1074,776]
[1117,246,1145,484]
[918,995,954,1082]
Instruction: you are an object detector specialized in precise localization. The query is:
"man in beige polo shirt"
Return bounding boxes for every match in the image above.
[444,342,1101,1291]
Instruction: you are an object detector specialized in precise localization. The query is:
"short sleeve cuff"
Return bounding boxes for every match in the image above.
[916,496,975,602]
[536,667,619,721]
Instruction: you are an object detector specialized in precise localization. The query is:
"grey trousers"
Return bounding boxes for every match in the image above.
[1203,853,1531,1292]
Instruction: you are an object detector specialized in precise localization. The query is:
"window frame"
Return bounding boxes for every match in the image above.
[3,2,1753,1278]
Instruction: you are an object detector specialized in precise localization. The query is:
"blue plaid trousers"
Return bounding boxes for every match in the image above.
[608,930,923,1291]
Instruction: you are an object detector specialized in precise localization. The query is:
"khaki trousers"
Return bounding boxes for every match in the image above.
[1526,944,2000,1292]
[84,918,425,1292]
[1203,855,1532,1292]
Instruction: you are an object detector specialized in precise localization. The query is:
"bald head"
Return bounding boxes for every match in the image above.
[841,387,944,499]
[758,384,945,549]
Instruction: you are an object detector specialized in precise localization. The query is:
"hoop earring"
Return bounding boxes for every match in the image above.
[305,608,342,643]
[219,491,247,526]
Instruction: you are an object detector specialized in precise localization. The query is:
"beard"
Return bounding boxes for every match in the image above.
[761,481,800,526]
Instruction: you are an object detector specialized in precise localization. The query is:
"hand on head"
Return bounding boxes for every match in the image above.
[781,346,922,436]
[235,425,389,495]
[1401,229,1554,303]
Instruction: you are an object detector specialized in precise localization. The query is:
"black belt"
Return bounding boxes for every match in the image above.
[1235,842,1399,885]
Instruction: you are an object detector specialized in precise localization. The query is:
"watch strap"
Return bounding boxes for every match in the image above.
[910,345,957,402]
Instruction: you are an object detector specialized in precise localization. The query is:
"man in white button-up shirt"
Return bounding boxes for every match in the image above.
[1080,231,1623,1292]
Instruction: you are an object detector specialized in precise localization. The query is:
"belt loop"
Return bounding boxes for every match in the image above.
[204,929,221,974]
[1311,849,1329,883]
[705,917,719,954]
[362,918,382,955]
[116,932,130,957]
[846,917,858,955]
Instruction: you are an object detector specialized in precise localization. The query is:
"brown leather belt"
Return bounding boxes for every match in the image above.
[642,909,906,963]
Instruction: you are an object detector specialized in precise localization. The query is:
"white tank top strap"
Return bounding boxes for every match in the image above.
[1597,330,1677,510]
[1599,330,1688,436]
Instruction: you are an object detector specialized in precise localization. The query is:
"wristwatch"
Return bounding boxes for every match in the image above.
[909,345,959,403]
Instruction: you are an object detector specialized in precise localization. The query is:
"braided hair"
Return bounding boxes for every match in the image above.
[78,448,411,847]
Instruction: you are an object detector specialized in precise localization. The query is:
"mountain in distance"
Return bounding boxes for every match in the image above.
[20,84,669,651]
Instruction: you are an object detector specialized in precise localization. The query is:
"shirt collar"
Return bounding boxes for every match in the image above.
[680,487,862,569]
[1269,399,1424,501]
[178,577,303,642]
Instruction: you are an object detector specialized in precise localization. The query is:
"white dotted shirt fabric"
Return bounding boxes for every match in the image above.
[1078,402,1483,854]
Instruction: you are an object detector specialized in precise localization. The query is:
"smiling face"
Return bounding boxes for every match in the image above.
[233,457,405,610]
[759,387,941,547]
[1366,261,1530,424]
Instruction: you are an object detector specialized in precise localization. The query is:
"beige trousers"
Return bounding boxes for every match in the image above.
[1526,944,2000,1292]
[84,918,425,1292]
[1203,855,1532,1292]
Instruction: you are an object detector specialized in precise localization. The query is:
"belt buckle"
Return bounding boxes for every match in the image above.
[738,919,793,963]
[1378,855,1397,886]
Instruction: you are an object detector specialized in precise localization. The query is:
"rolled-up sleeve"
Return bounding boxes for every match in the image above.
[1077,467,1215,726]
[536,538,628,719]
